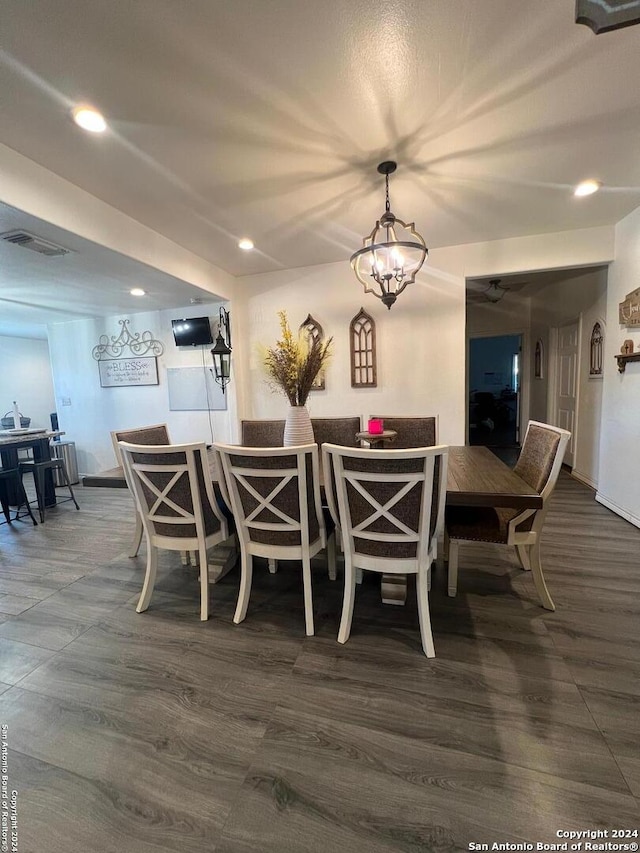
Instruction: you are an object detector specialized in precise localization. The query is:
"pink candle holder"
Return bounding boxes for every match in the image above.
[368,418,383,435]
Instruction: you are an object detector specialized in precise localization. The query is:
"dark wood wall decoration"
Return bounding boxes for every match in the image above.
[299,314,326,391]
[589,321,604,376]
[534,339,544,380]
[619,287,640,327]
[576,0,640,34]
[350,307,377,387]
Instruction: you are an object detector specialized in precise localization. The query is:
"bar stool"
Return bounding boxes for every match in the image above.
[18,458,79,523]
[0,468,38,526]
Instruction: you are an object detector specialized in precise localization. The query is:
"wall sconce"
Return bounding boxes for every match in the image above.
[211,307,232,393]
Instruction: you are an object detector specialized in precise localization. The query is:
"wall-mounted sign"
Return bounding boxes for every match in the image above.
[98,357,159,388]
[619,288,640,327]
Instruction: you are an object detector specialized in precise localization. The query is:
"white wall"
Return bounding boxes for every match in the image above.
[0,335,56,429]
[597,206,640,526]
[47,306,238,475]
[234,227,616,451]
[235,260,466,446]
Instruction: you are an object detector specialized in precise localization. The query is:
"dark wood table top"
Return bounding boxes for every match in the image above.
[103,444,541,512]
[446,446,542,509]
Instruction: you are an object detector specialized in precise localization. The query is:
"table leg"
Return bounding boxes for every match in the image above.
[207,535,238,583]
[381,574,408,605]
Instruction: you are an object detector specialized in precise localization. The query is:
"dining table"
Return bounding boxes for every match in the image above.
[380,445,543,605]
[0,430,65,507]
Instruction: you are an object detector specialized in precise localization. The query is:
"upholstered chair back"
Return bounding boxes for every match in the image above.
[119,442,225,541]
[214,443,324,548]
[514,423,563,495]
[240,420,285,447]
[368,416,437,449]
[311,417,361,448]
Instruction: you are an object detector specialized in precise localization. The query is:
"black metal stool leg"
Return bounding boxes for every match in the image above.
[60,461,80,510]
[1,493,10,524]
[17,478,37,525]
[35,466,46,523]
[11,469,37,526]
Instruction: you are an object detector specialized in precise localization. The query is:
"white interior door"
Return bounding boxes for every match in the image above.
[555,321,578,467]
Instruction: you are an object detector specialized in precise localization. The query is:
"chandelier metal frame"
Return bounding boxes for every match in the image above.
[350,161,428,310]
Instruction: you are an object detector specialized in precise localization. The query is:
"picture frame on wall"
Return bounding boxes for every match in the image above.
[98,356,159,388]
[534,339,544,379]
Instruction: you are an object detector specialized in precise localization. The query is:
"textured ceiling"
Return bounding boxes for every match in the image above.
[1,0,639,283]
[0,202,219,338]
[0,0,640,336]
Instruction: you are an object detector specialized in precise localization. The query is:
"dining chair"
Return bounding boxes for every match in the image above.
[368,415,438,449]
[213,442,334,636]
[111,424,171,558]
[322,443,449,658]
[240,419,285,447]
[119,441,229,621]
[444,420,571,610]
[310,417,361,448]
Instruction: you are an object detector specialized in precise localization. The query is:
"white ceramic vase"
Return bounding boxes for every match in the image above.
[283,405,314,446]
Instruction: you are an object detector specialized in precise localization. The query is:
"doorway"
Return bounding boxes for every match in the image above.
[553,320,579,469]
[468,334,522,447]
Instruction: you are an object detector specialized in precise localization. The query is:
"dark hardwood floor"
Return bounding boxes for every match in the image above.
[0,475,639,852]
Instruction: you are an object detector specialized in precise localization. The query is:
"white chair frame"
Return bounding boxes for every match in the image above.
[119,441,229,621]
[445,420,571,611]
[111,424,172,559]
[323,443,449,658]
[214,442,333,637]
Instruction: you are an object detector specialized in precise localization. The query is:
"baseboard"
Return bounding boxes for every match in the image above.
[595,492,640,529]
[571,469,597,491]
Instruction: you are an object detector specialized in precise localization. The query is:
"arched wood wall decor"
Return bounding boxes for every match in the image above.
[534,339,544,380]
[350,307,377,387]
[589,321,604,376]
[299,314,326,391]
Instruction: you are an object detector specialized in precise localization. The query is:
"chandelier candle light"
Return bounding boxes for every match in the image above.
[350,161,428,309]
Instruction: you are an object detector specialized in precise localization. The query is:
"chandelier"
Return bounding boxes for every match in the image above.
[350,161,428,309]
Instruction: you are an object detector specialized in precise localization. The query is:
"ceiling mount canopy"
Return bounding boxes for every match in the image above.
[350,161,428,310]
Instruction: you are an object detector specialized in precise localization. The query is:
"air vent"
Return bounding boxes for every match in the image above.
[0,230,71,257]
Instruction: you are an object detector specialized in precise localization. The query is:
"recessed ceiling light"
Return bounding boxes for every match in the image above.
[574,179,601,197]
[238,238,254,251]
[130,288,146,296]
[72,106,107,133]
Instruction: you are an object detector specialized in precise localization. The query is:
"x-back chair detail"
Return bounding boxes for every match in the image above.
[214,442,335,637]
[119,441,229,621]
[111,424,172,558]
[323,443,449,658]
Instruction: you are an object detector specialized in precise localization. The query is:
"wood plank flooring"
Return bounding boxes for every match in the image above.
[0,473,639,852]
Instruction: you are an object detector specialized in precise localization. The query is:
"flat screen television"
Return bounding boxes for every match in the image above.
[171,316,213,347]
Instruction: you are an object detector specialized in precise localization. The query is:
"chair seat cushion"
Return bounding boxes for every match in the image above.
[446,505,519,543]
